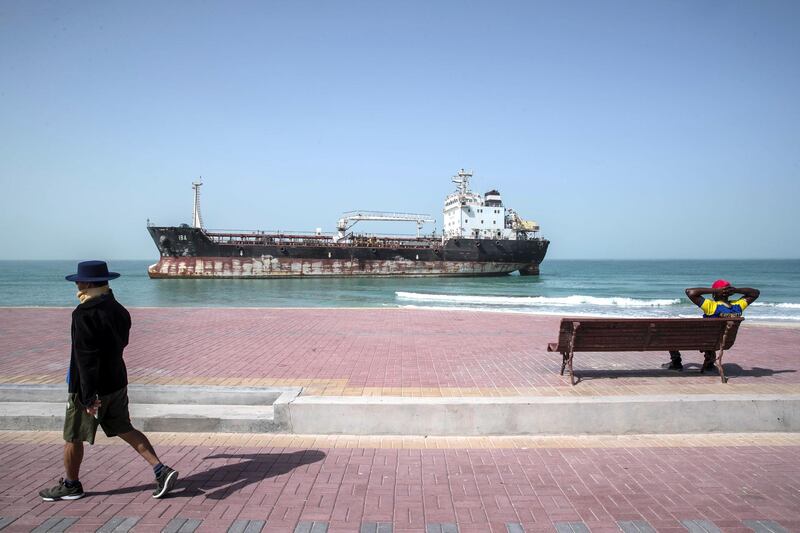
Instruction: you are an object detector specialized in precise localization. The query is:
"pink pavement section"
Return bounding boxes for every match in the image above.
[1,437,799,533]
[1,307,798,395]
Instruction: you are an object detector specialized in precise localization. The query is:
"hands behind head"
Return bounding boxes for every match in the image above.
[715,286,736,299]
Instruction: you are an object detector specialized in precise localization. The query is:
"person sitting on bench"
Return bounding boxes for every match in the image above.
[663,280,760,372]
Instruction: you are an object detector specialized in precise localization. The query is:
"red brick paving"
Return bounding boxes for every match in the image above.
[1,435,799,532]
[1,308,798,396]
[2,307,800,530]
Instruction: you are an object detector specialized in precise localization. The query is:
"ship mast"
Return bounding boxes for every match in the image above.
[451,168,472,196]
[192,179,204,229]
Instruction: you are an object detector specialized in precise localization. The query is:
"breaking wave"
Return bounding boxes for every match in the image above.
[752,302,800,309]
[395,292,680,308]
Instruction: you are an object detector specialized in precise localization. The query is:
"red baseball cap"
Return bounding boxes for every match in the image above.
[712,279,731,289]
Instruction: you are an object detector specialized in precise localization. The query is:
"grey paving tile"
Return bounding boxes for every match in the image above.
[229,520,266,533]
[311,522,329,533]
[426,525,459,533]
[743,520,790,533]
[506,523,525,533]
[163,518,202,533]
[618,520,656,533]
[0,517,17,531]
[98,516,140,533]
[295,522,328,533]
[554,523,590,533]
[164,518,186,533]
[681,520,722,533]
[31,517,79,533]
[229,521,249,533]
[243,520,266,533]
[362,523,390,533]
[179,519,202,533]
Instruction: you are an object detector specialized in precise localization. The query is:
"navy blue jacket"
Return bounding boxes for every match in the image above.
[68,291,130,406]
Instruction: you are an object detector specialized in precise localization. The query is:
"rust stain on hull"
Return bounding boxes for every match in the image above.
[148,257,530,279]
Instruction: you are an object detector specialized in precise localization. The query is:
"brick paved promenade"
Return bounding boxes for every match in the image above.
[1,308,799,531]
[1,308,798,397]
[1,431,799,533]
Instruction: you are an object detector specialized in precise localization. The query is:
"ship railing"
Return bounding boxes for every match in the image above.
[205,229,335,238]
[204,229,440,249]
[205,228,436,239]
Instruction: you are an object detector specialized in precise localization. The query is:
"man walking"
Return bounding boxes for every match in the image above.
[663,279,760,371]
[39,260,178,501]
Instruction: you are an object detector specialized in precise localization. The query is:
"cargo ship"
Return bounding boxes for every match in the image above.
[146,169,549,278]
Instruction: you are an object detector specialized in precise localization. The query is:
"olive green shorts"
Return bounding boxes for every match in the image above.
[63,387,134,444]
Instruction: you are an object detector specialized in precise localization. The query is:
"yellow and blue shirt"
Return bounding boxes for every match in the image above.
[701,298,748,318]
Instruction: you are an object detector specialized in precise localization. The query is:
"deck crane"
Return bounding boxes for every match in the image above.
[335,211,435,242]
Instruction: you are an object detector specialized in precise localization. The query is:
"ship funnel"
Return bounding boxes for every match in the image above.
[192,179,204,228]
[484,189,503,207]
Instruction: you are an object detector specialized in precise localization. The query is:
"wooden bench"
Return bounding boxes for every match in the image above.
[546,317,744,385]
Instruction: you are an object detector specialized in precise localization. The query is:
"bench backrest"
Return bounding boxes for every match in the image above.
[554,317,743,353]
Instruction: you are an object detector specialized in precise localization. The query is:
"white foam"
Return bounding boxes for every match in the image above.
[397,305,800,322]
[752,302,800,309]
[397,304,637,318]
[395,292,680,308]
[752,315,800,321]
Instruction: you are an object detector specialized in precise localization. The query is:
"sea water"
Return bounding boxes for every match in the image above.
[0,260,798,323]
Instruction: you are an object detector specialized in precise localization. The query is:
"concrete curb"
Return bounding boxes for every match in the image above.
[286,394,800,436]
[1,385,797,435]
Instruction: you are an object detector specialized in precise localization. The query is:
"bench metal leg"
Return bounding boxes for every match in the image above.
[565,324,579,386]
[716,321,734,384]
[567,350,576,386]
[716,349,727,383]
[560,353,568,376]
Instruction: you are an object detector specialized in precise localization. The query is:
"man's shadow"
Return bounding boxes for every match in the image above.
[94,450,326,500]
[574,363,795,383]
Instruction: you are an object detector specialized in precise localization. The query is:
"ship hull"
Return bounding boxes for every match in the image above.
[147,227,548,278]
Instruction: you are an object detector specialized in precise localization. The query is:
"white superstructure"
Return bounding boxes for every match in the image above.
[442,169,539,240]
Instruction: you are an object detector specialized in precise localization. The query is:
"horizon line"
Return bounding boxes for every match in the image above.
[1,258,799,262]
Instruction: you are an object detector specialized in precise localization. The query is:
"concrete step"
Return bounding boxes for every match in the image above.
[0,402,281,433]
[0,384,301,433]
[0,384,291,405]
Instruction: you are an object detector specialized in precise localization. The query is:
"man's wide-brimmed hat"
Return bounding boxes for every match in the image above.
[65,261,120,282]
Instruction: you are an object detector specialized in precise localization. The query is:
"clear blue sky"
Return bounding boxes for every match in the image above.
[1,1,798,260]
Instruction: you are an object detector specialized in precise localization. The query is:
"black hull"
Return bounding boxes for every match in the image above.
[147,227,549,278]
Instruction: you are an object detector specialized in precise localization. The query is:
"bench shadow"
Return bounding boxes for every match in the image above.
[92,449,326,500]
[574,364,795,383]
